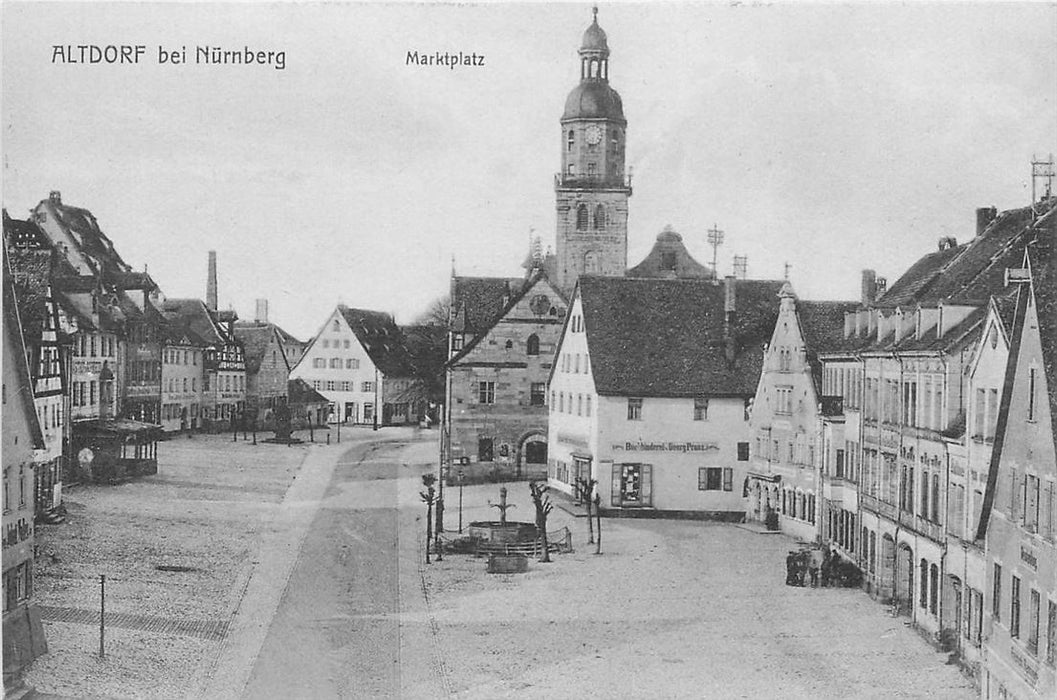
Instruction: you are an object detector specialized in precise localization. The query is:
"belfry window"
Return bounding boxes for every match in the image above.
[594,204,606,230]
[576,204,589,230]
[567,130,574,152]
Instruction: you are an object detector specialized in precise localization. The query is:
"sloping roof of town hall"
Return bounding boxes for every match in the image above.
[338,305,416,377]
[1025,211,1057,451]
[37,194,134,281]
[578,276,784,397]
[233,324,287,374]
[450,275,529,336]
[877,202,1048,308]
[626,226,714,280]
[2,248,45,450]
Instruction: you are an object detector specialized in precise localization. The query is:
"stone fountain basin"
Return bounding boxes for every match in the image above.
[468,521,538,544]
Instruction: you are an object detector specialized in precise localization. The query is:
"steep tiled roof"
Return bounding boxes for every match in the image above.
[338,306,415,377]
[41,197,133,280]
[796,300,859,391]
[162,298,223,345]
[3,248,45,449]
[233,323,285,374]
[451,276,527,335]
[579,276,784,397]
[878,203,1047,308]
[627,226,714,280]
[288,377,328,405]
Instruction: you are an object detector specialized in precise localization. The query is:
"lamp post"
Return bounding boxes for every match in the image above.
[458,467,465,533]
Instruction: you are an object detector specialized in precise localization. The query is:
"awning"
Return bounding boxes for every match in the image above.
[74,418,162,437]
[747,471,782,483]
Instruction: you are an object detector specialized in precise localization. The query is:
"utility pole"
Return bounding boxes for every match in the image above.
[707,224,725,278]
[1032,154,1055,222]
[784,262,792,281]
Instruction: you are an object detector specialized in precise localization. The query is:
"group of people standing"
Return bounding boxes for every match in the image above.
[785,545,837,587]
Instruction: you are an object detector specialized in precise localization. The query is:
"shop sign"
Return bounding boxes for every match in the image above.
[73,360,105,374]
[557,431,589,448]
[612,441,719,453]
[1020,546,1038,570]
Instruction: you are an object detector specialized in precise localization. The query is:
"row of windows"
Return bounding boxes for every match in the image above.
[165,377,198,394]
[73,333,116,359]
[164,348,199,366]
[216,375,245,393]
[566,127,622,151]
[781,488,817,524]
[551,390,591,416]
[37,346,62,377]
[312,357,362,370]
[827,508,856,553]
[71,380,111,408]
[756,433,816,467]
[320,338,353,349]
[127,359,161,383]
[162,402,199,421]
[1008,468,1057,537]
[37,401,64,429]
[559,351,588,374]
[993,563,1057,664]
[1,465,28,512]
[312,380,374,393]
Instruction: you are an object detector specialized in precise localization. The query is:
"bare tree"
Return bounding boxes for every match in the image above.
[412,294,451,327]
[529,481,553,563]
[421,474,437,564]
[576,477,597,544]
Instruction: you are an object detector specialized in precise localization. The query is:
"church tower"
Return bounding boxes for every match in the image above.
[555,7,631,294]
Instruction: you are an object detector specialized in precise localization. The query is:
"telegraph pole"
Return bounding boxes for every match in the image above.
[707,224,725,278]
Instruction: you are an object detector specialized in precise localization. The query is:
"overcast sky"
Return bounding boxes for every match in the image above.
[3,2,1055,340]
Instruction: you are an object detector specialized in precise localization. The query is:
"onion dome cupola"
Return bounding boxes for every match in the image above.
[562,6,625,123]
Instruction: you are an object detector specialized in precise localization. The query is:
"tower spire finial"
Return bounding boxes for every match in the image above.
[593,5,598,22]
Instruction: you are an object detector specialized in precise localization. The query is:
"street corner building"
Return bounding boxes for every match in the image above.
[2,248,48,691]
[548,274,783,519]
[289,305,426,427]
[746,283,858,543]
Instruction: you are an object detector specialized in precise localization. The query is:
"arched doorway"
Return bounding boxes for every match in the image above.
[879,534,897,600]
[517,432,548,478]
[895,542,914,614]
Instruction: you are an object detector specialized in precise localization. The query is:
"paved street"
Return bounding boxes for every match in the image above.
[25,428,976,699]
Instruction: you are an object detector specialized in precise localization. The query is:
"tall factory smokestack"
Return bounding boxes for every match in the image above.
[207,251,218,311]
[255,299,269,324]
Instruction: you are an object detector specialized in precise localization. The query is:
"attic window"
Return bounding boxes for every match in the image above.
[505,340,513,349]
[661,251,677,271]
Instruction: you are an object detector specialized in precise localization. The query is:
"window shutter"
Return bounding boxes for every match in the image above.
[641,465,652,506]
[611,464,621,507]
[722,467,733,492]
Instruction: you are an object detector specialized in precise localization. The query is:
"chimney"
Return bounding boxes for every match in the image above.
[976,207,997,237]
[724,276,737,362]
[49,190,61,205]
[255,298,269,324]
[861,269,877,307]
[207,251,218,311]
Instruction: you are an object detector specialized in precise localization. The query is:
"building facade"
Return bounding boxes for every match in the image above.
[979,224,1057,699]
[290,305,424,427]
[747,286,855,542]
[549,276,781,516]
[2,252,48,688]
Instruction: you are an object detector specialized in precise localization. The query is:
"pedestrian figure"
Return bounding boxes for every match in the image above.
[785,551,798,586]
[808,547,823,587]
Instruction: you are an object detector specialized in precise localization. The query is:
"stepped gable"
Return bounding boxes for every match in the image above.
[450,276,527,335]
[578,276,783,397]
[338,305,415,378]
[627,225,714,280]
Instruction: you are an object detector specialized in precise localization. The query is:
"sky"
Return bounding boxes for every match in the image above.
[3,1,1055,340]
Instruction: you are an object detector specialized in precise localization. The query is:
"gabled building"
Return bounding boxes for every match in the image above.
[747,284,856,542]
[815,200,1054,654]
[548,276,782,516]
[161,298,245,431]
[160,317,207,433]
[3,212,69,516]
[290,305,424,427]
[978,208,1057,699]
[2,250,48,688]
[446,267,566,481]
[234,302,294,429]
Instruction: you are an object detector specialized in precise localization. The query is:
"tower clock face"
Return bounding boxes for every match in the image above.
[585,125,602,145]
